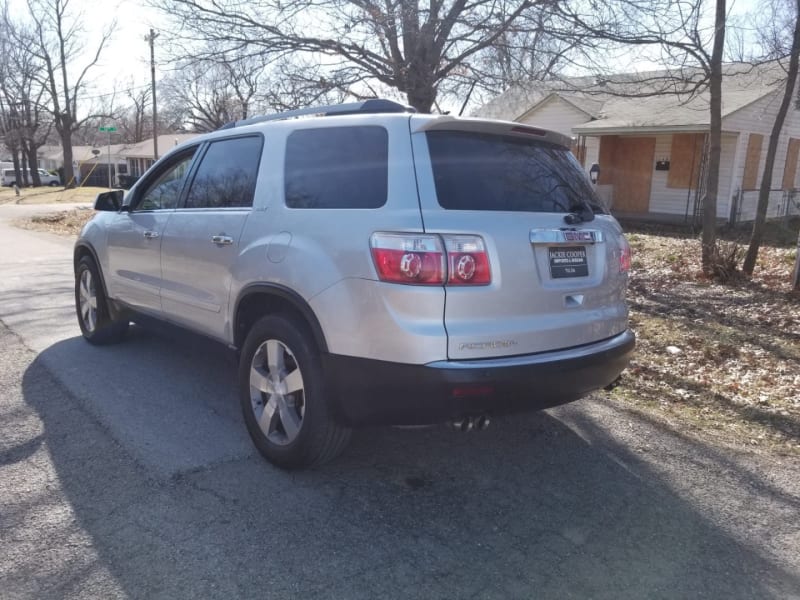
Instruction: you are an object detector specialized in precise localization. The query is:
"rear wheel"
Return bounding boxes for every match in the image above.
[239,314,351,469]
[48,181,59,187]
[75,256,129,344]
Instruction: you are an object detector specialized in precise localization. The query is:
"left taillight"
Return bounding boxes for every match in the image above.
[370,232,491,286]
[370,233,445,285]
[442,235,491,285]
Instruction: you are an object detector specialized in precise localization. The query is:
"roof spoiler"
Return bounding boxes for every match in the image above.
[413,116,572,149]
[218,98,417,130]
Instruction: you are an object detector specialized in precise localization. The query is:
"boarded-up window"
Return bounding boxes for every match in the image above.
[597,136,617,185]
[742,133,763,190]
[667,133,704,189]
[782,138,800,190]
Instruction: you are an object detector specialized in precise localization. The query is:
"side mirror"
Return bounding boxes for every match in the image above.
[94,189,124,212]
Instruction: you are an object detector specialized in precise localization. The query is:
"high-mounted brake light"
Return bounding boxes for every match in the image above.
[370,232,491,286]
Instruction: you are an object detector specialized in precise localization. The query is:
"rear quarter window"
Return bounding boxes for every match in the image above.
[284,126,388,209]
[426,131,603,213]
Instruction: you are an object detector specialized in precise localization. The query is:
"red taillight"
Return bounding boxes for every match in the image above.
[619,236,631,272]
[443,235,491,285]
[370,233,444,285]
[370,232,491,286]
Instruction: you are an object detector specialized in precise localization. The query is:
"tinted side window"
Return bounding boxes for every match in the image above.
[184,136,262,209]
[285,126,388,209]
[137,149,197,211]
[426,131,604,213]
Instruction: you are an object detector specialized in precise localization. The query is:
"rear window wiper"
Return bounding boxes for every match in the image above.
[564,203,595,224]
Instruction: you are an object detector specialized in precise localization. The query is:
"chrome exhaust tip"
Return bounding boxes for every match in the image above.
[475,414,491,431]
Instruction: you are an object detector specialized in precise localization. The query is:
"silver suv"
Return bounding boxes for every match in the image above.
[74,99,634,469]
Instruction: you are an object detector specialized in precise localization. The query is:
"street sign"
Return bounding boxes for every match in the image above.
[99,126,117,132]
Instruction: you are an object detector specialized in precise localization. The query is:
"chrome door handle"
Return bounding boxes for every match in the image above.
[143,231,159,239]
[211,235,234,246]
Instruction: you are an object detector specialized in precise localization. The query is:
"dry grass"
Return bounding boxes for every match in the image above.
[16,208,800,455]
[613,218,799,456]
[0,185,104,205]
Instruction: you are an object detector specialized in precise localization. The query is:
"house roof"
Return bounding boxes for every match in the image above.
[119,134,200,159]
[477,61,789,135]
[38,144,127,164]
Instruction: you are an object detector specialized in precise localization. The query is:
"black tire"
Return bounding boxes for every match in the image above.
[75,256,129,345]
[239,314,351,469]
[48,181,59,187]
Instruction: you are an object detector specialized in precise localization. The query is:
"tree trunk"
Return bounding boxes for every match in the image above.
[11,151,22,187]
[701,0,726,273]
[26,143,42,186]
[59,125,75,187]
[19,152,30,186]
[743,0,800,275]
[405,82,436,113]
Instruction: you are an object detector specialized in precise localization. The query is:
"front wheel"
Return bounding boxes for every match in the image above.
[75,256,129,344]
[239,314,351,469]
[48,181,59,187]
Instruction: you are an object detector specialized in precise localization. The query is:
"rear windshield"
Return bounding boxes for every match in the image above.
[426,131,604,213]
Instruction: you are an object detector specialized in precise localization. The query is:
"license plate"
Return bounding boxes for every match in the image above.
[549,246,588,278]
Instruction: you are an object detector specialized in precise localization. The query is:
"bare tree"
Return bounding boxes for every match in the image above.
[119,84,151,144]
[24,0,114,186]
[151,0,567,113]
[546,0,730,274]
[0,10,51,187]
[742,0,800,276]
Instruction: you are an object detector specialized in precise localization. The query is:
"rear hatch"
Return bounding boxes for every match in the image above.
[410,116,630,360]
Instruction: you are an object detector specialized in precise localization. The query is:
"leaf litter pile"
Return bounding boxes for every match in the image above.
[617,219,799,456]
[19,210,800,455]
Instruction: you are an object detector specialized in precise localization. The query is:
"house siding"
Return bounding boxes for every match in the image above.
[519,96,589,138]
[722,90,800,220]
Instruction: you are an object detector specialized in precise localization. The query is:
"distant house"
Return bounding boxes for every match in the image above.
[119,134,200,178]
[478,63,800,223]
[37,144,128,187]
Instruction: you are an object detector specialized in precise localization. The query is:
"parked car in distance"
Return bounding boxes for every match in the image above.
[73,99,635,470]
[2,168,60,187]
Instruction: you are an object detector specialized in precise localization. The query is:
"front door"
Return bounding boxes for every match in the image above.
[602,136,655,213]
[105,148,199,313]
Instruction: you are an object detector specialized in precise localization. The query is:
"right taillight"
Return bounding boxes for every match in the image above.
[370,232,491,286]
[618,236,631,273]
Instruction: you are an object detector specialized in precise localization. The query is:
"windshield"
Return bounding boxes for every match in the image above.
[426,131,605,214]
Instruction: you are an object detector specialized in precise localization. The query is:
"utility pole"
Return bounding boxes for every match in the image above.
[145,28,159,161]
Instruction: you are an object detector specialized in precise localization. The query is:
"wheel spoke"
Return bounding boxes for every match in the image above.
[266,340,284,374]
[258,395,278,433]
[277,395,301,440]
[249,364,270,393]
[89,296,97,309]
[87,307,96,331]
[282,368,304,394]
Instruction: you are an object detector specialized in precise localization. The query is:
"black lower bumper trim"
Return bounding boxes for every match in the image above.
[322,330,635,426]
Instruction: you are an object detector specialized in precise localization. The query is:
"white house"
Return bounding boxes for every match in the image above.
[478,62,800,223]
[119,134,199,178]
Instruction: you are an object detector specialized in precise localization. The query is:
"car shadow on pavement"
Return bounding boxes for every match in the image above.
[19,326,800,599]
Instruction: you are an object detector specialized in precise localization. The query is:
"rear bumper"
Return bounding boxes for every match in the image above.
[323,329,635,426]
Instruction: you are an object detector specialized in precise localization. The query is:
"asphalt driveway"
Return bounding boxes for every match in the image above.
[1,202,798,599]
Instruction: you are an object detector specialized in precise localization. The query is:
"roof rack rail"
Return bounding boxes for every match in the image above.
[218,98,417,130]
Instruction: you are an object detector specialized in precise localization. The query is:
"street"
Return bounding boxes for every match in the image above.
[0,202,799,599]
